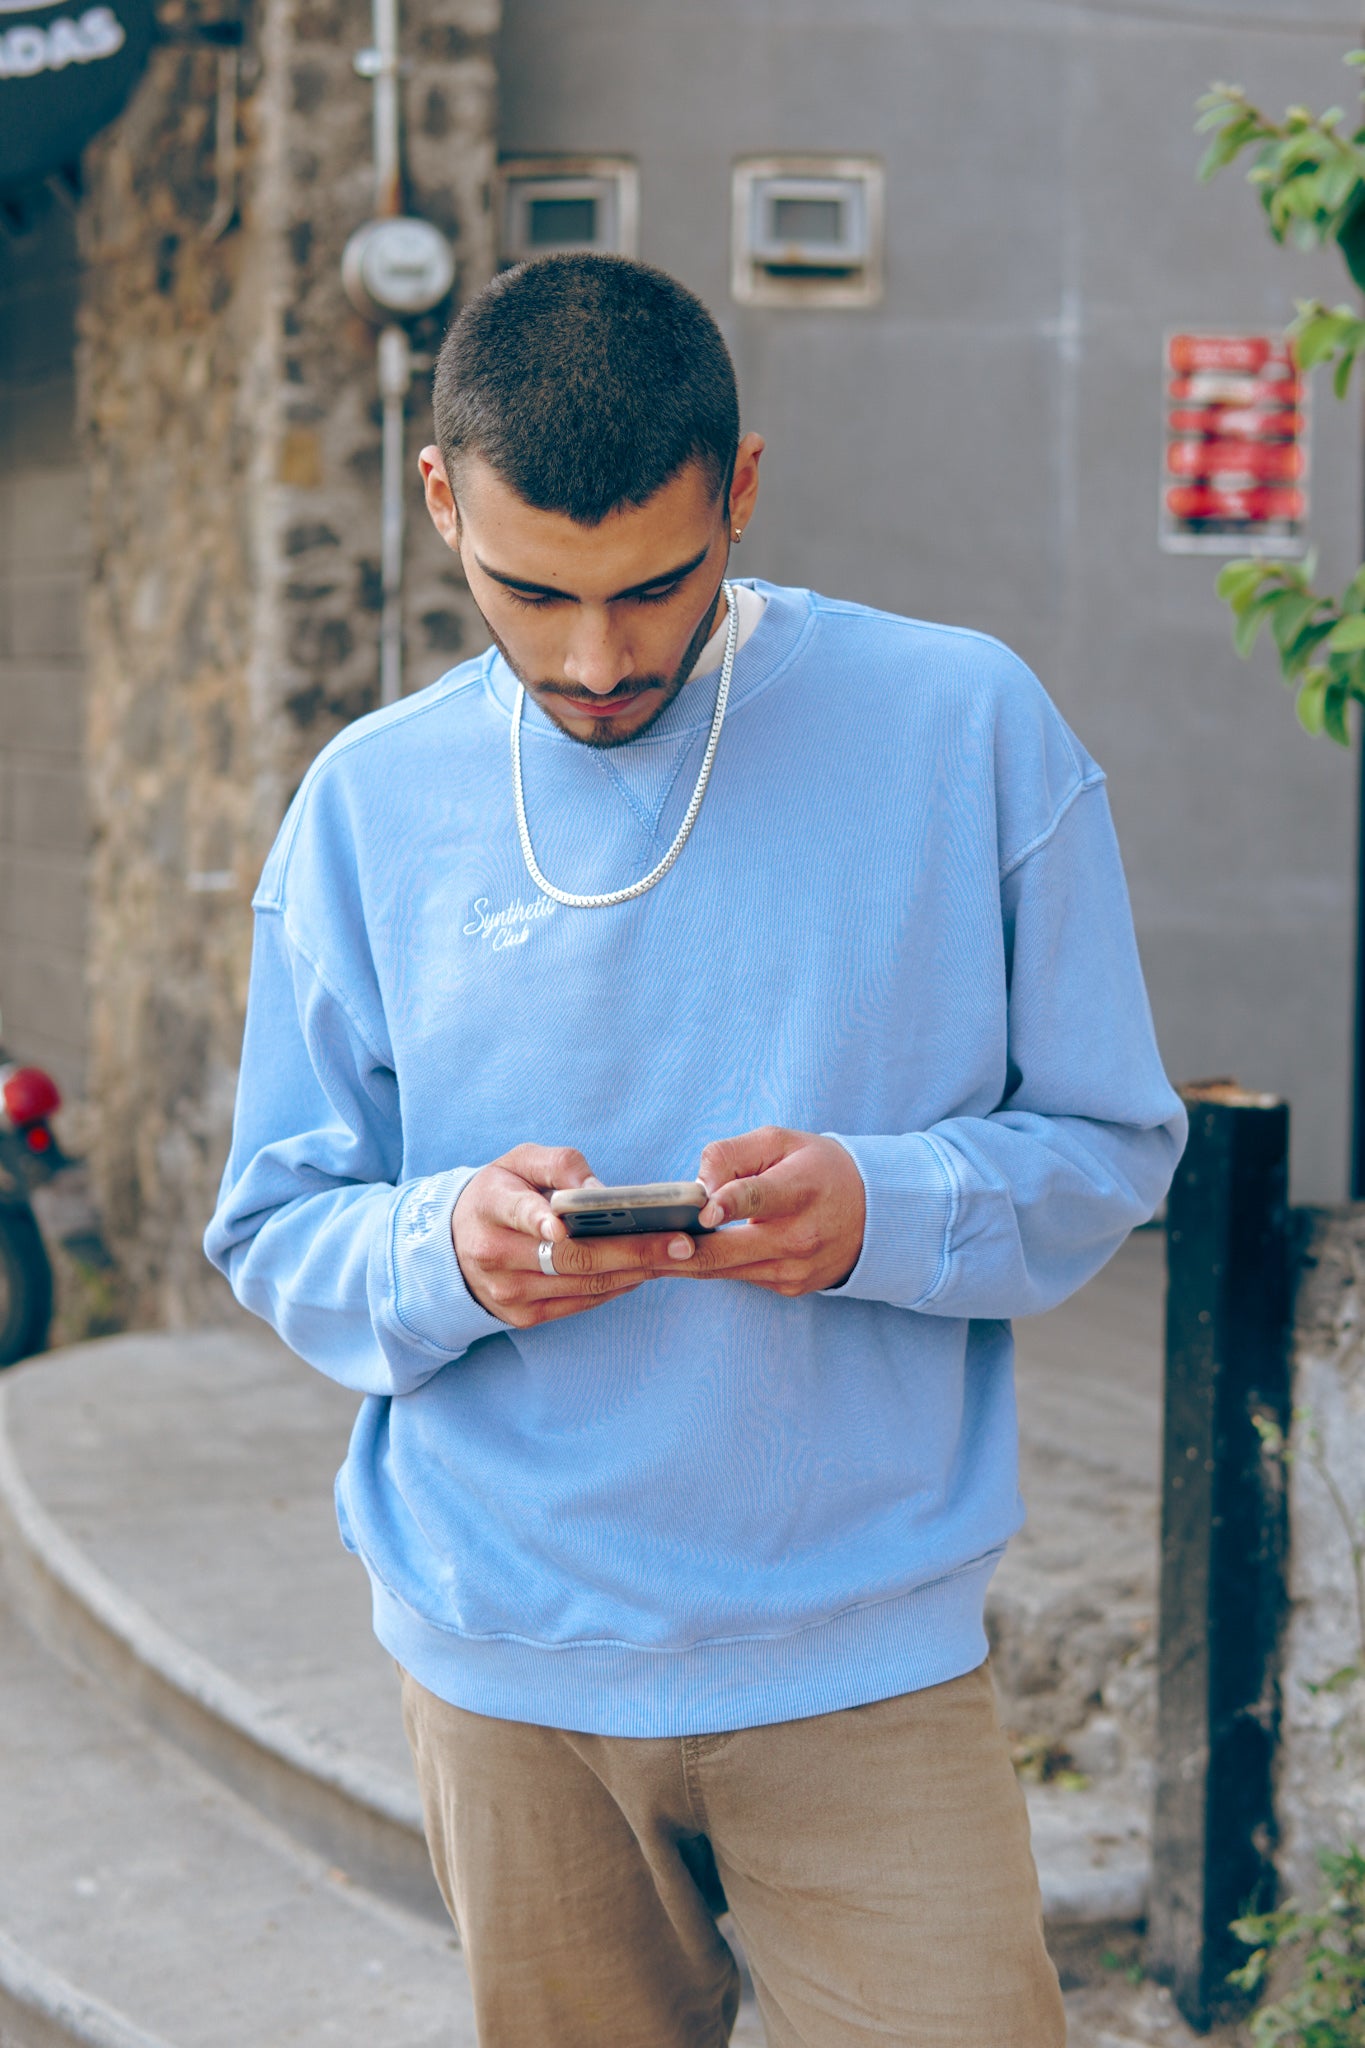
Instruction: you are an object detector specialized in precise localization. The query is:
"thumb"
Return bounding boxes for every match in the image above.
[500,1143,603,1192]
[697,1126,795,1199]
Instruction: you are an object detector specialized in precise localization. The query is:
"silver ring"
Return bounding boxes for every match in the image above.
[537,1240,557,1278]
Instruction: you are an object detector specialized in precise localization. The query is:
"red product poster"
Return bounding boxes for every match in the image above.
[1160,333,1310,555]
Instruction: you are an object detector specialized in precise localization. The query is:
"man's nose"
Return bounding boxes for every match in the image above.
[561,611,632,695]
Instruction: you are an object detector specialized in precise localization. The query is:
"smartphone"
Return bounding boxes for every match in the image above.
[550,1181,711,1238]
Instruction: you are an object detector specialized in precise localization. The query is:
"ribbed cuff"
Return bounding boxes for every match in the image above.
[389,1167,506,1358]
[820,1133,955,1310]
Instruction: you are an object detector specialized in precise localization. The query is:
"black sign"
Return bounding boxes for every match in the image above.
[0,0,155,193]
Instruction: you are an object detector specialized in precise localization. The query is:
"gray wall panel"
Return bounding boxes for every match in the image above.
[499,0,1364,1198]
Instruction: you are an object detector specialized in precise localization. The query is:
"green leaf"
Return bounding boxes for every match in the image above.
[1195,98,1252,135]
[1333,339,1362,398]
[1297,668,1329,734]
[1282,618,1338,678]
[1234,595,1279,656]
[1316,158,1362,213]
[1339,181,1365,291]
[1288,175,1331,218]
[1199,120,1260,180]
[1345,49,1365,65]
[1216,559,1274,606]
[1228,1949,1271,1993]
[1197,82,1245,107]
[1328,613,1365,651]
[1304,1662,1362,1693]
[1323,677,1353,744]
[1269,591,1323,655]
[1294,309,1350,366]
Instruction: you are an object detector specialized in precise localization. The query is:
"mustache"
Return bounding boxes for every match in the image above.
[533,680,667,704]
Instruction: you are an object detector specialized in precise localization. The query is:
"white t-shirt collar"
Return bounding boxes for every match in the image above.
[692,581,768,677]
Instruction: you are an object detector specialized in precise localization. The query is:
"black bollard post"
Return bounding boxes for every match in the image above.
[1147,1082,1293,2030]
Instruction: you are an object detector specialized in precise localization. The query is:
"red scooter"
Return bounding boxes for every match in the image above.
[0,1057,67,1366]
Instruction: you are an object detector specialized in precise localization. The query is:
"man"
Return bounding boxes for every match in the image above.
[206,254,1185,2046]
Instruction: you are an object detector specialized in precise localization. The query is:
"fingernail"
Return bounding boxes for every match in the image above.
[668,1237,694,1260]
[583,1175,605,1188]
[700,1204,722,1228]
[540,1219,555,1241]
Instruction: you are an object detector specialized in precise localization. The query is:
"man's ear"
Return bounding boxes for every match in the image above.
[419,444,461,550]
[729,431,765,539]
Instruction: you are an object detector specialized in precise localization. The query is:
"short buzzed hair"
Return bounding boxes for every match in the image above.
[432,254,740,526]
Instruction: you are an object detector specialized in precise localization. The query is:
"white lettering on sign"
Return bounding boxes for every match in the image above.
[0,5,124,75]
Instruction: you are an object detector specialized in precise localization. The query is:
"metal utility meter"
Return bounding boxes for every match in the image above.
[342,215,455,323]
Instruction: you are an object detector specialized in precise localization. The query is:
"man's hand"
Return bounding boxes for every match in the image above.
[452,1144,699,1328]
[682,1128,867,1296]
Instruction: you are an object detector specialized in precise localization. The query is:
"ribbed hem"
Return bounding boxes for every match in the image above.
[367,1551,1000,1737]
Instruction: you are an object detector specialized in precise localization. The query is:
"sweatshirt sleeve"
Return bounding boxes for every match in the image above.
[203,905,505,1395]
[827,778,1187,1320]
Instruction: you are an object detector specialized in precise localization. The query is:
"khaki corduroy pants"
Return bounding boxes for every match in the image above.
[400,1659,1065,2047]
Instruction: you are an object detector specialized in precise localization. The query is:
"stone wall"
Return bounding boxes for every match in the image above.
[255,0,497,814]
[77,0,498,1325]
[79,2,272,1328]
[1276,1206,1365,1904]
[0,204,89,1106]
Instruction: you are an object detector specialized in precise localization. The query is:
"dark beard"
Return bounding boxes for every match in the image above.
[485,575,728,750]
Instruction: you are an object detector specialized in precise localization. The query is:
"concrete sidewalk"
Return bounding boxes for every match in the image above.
[0,1230,1228,2047]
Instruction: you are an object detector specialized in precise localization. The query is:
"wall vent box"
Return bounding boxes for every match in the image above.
[499,158,639,263]
[732,157,884,307]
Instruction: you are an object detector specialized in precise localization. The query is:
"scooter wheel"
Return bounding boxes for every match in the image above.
[0,1206,52,1368]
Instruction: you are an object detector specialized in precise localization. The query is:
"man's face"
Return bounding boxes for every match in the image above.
[419,438,763,748]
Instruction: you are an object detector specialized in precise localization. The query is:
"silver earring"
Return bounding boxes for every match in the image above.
[733,528,743,542]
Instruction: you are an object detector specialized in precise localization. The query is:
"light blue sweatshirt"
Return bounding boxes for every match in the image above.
[205,581,1186,1737]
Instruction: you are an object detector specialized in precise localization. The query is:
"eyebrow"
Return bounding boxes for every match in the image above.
[473,540,713,604]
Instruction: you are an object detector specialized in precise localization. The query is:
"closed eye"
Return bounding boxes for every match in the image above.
[507,581,682,612]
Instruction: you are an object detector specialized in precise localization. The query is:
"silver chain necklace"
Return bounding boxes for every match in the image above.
[511,579,739,910]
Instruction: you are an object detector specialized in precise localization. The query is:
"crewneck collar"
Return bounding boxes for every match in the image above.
[482,580,813,746]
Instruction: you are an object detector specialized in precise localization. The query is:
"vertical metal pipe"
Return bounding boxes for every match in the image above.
[371,0,404,704]
[371,0,402,218]
[378,324,410,707]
